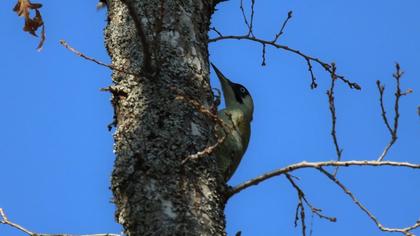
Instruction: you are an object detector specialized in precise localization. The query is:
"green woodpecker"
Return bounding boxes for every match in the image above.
[211,63,254,182]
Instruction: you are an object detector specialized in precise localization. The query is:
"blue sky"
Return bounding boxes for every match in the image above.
[1,1,419,236]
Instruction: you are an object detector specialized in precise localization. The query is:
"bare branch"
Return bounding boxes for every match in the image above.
[318,168,420,236]
[286,174,336,223]
[0,208,34,235]
[228,160,420,198]
[326,63,343,176]
[377,63,413,161]
[286,174,336,236]
[209,6,361,90]
[0,208,120,236]
[209,35,361,90]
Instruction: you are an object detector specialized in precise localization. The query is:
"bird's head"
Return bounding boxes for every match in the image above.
[211,63,254,121]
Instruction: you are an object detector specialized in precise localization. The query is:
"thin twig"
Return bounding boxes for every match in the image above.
[286,174,336,223]
[0,208,120,236]
[299,199,306,236]
[377,63,412,161]
[272,11,293,43]
[377,80,393,134]
[327,63,343,176]
[393,63,403,134]
[239,0,249,32]
[210,27,223,38]
[239,0,255,37]
[248,0,255,37]
[261,44,266,66]
[318,168,420,236]
[59,40,140,77]
[291,179,305,235]
[306,59,317,89]
[309,211,315,236]
[228,160,420,198]
[286,174,336,236]
[376,80,397,161]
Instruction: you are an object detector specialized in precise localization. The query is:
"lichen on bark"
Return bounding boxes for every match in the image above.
[104,0,226,235]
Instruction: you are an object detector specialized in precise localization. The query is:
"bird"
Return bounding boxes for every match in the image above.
[211,63,254,182]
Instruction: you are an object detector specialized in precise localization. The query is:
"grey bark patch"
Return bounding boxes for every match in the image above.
[105,0,227,235]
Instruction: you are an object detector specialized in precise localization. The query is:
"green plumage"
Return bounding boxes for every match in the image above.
[211,63,254,182]
[216,108,252,181]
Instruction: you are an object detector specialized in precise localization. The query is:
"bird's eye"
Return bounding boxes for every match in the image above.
[240,87,246,93]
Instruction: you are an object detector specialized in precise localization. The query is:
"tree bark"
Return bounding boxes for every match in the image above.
[104,0,226,235]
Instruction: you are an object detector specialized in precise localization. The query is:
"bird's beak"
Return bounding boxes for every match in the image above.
[211,63,230,83]
[211,63,236,107]
[211,63,232,89]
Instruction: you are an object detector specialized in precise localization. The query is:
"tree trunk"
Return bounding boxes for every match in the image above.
[104,0,226,235]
